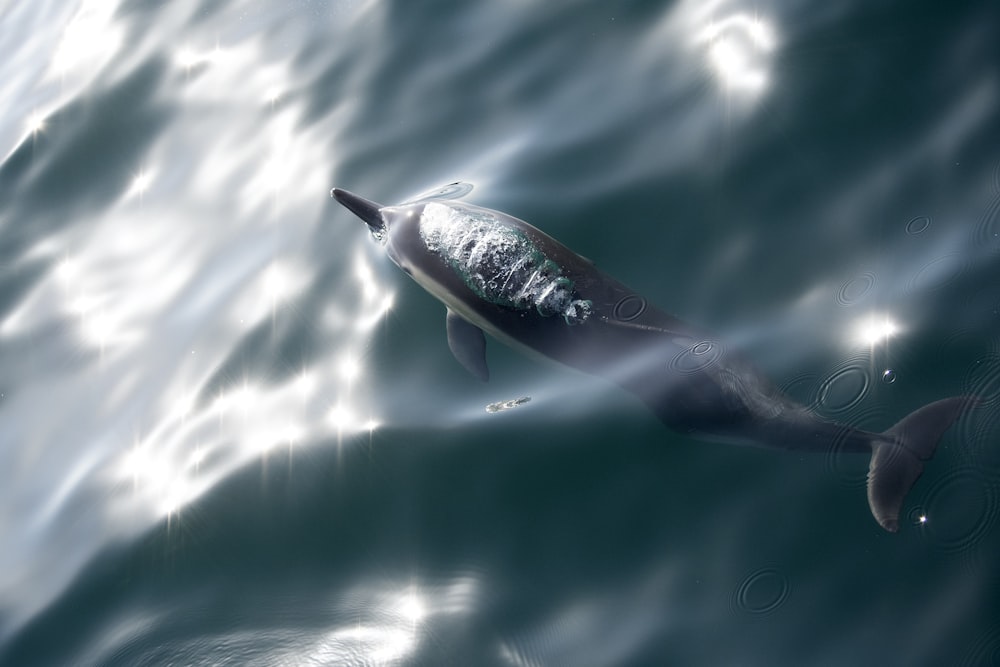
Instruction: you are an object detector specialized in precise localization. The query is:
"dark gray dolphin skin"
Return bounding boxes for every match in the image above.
[332,187,975,532]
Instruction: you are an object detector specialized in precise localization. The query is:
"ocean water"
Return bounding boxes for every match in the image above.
[1,0,999,665]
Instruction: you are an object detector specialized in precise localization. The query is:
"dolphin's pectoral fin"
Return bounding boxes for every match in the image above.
[446,309,489,382]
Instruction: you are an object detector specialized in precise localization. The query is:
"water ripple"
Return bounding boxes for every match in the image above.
[972,160,1000,252]
[612,294,647,322]
[959,355,1000,475]
[778,372,821,405]
[669,339,726,375]
[822,406,891,488]
[918,467,998,554]
[836,271,877,307]
[958,625,1000,667]
[905,253,969,295]
[814,358,871,415]
[904,215,931,235]
[729,567,792,617]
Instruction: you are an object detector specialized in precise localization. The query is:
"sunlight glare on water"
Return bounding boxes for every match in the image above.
[0,0,396,643]
[854,314,901,348]
[698,12,776,94]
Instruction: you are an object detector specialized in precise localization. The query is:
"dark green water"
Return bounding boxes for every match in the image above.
[1,0,999,665]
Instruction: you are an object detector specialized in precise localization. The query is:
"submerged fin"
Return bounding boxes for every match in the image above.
[867,396,976,532]
[446,309,489,382]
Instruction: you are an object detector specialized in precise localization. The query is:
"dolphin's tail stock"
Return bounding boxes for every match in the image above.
[866,396,978,532]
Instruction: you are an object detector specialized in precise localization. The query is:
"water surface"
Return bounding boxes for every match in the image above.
[1,0,998,664]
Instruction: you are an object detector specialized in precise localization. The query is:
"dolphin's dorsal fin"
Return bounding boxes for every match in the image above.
[446,309,489,382]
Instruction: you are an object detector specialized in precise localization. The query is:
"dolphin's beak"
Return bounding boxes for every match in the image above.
[331,188,386,235]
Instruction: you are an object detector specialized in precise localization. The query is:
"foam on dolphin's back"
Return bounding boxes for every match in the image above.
[866,396,976,532]
[419,202,592,324]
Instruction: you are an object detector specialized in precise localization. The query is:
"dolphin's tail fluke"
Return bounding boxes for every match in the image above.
[867,396,977,532]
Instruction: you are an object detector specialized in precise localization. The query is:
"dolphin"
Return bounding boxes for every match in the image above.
[331,187,974,532]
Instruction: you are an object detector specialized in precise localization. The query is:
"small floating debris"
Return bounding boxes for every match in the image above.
[485,396,531,414]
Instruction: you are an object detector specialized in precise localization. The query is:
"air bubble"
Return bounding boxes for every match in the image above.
[881,369,896,384]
